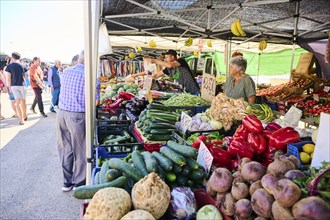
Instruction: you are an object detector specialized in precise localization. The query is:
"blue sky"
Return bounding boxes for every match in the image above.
[1,0,84,64]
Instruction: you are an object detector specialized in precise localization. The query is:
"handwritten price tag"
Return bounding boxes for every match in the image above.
[197,142,213,174]
[180,112,192,134]
[143,75,153,90]
[201,73,216,102]
[324,86,330,93]
[313,94,319,101]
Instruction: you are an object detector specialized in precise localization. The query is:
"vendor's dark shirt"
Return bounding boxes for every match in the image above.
[163,58,199,94]
[6,62,27,86]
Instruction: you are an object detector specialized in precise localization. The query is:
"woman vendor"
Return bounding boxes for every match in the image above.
[223,56,256,104]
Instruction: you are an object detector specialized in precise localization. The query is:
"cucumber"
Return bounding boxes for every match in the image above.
[146,134,172,141]
[105,169,121,182]
[151,117,176,124]
[149,122,177,129]
[156,165,166,180]
[128,158,133,164]
[187,179,194,187]
[152,151,173,172]
[172,164,182,174]
[165,172,176,183]
[108,158,143,182]
[176,175,188,186]
[132,151,148,176]
[190,169,205,181]
[100,160,110,184]
[186,158,199,170]
[180,165,191,176]
[94,171,100,185]
[148,103,172,112]
[73,176,127,199]
[141,151,158,173]
[147,113,179,122]
[142,127,152,133]
[160,147,187,166]
[167,140,198,158]
[150,129,175,135]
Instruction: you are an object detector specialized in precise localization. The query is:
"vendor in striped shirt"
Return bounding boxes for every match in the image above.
[223,56,256,104]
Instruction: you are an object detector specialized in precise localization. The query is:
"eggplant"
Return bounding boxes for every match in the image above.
[119,113,127,121]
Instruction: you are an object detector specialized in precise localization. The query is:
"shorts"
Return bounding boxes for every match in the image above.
[7,87,15,101]
[11,86,27,100]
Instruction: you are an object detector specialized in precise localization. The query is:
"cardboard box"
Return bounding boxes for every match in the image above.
[295,52,314,74]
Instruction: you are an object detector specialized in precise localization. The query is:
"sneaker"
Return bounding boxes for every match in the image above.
[41,113,48,117]
[61,185,73,192]
[50,109,56,113]
[30,108,37,114]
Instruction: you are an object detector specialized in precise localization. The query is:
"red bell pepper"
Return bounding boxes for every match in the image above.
[228,137,254,159]
[247,132,267,155]
[209,145,232,168]
[262,130,274,140]
[211,140,223,148]
[265,122,281,131]
[118,92,135,100]
[222,136,233,147]
[108,98,123,108]
[242,114,263,133]
[233,124,249,139]
[192,135,211,150]
[268,127,300,150]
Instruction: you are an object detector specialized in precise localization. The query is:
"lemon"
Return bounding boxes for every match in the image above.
[311,152,314,158]
[302,143,315,154]
[300,152,311,165]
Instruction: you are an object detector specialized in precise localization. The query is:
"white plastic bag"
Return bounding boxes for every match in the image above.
[98,23,112,56]
[283,106,302,127]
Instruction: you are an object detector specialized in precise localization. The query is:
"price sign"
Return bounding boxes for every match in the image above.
[143,75,153,90]
[201,73,216,102]
[197,142,213,174]
[180,112,192,134]
[324,86,330,93]
[313,94,320,101]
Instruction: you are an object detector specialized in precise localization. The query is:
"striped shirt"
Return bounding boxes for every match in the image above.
[223,74,256,102]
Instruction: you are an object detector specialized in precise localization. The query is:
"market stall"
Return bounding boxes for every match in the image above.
[79,0,330,219]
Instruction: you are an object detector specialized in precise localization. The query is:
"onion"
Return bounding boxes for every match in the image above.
[272,201,294,220]
[231,179,249,200]
[284,170,305,181]
[261,173,282,195]
[208,168,233,193]
[292,196,330,220]
[267,155,295,176]
[249,180,263,197]
[235,199,253,219]
[241,161,266,183]
[251,188,274,218]
[273,179,301,208]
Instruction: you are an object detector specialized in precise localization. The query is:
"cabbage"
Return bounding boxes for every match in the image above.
[196,205,223,220]
[210,120,223,130]
[169,187,197,220]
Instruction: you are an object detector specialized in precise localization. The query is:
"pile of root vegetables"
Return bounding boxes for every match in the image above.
[206,156,330,220]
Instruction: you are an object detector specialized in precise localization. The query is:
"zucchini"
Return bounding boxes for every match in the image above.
[186,158,199,170]
[149,122,177,129]
[142,127,152,133]
[73,176,127,199]
[165,172,176,183]
[108,158,143,182]
[156,165,166,180]
[180,165,191,176]
[167,140,198,158]
[105,169,121,182]
[94,171,100,185]
[132,151,148,176]
[150,129,175,135]
[151,117,176,124]
[176,175,188,186]
[152,151,173,172]
[99,160,110,184]
[160,147,187,166]
[172,164,182,174]
[148,103,172,112]
[190,169,205,181]
[141,151,158,173]
[147,113,179,122]
[146,134,172,141]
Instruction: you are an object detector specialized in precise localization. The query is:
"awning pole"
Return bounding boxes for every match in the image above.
[290,0,300,81]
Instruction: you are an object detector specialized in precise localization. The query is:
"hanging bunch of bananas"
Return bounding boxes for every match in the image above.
[128,52,136,59]
[193,50,199,57]
[231,19,246,37]
[245,103,274,123]
[124,56,130,60]
[207,39,213,48]
[148,40,157,48]
[137,47,143,52]
[258,39,267,51]
[184,37,193,46]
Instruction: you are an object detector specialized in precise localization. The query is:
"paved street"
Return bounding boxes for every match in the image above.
[1,88,82,220]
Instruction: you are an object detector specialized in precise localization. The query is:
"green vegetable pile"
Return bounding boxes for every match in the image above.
[161,93,210,106]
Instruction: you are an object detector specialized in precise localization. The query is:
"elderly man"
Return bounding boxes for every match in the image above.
[48,60,61,113]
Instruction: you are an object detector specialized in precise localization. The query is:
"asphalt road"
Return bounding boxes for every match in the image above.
[1,88,82,220]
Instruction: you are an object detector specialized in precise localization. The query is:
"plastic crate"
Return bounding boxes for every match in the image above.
[96,106,126,120]
[172,130,190,146]
[91,167,100,185]
[133,125,163,152]
[265,100,277,111]
[168,105,210,116]
[287,141,314,167]
[96,122,143,156]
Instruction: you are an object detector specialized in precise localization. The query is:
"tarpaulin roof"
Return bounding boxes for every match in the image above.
[102,0,330,45]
